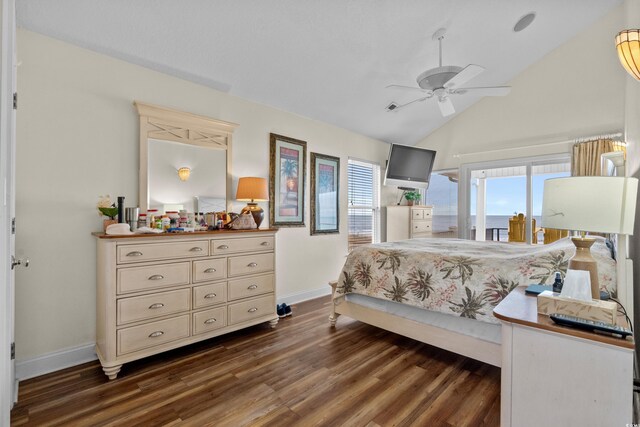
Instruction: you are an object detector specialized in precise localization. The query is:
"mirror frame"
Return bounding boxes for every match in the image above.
[134,101,237,212]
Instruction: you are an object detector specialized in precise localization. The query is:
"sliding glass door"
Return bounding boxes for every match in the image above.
[460,155,570,244]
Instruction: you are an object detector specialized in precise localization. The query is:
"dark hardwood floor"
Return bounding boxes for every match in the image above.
[11,296,500,426]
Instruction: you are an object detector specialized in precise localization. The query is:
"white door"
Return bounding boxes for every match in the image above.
[1,0,17,422]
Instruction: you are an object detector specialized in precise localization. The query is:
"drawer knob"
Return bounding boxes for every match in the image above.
[260,241,270,246]
[247,284,258,290]
[204,293,217,299]
[248,307,258,313]
[204,268,217,273]
[247,262,258,268]
[126,251,143,257]
[148,303,165,309]
[148,275,164,281]
[148,331,164,338]
[217,244,229,250]
[189,247,204,252]
[204,318,217,324]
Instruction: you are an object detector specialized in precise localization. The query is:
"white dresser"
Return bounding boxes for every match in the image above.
[94,229,278,379]
[385,205,433,242]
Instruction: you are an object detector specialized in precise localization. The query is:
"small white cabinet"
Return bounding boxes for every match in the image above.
[495,288,633,426]
[94,229,278,379]
[385,205,433,242]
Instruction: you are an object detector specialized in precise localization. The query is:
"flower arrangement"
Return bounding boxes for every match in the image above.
[97,195,118,220]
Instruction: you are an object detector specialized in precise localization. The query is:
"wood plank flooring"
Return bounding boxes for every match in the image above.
[11,296,500,426]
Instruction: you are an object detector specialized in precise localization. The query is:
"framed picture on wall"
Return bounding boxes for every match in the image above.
[269,133,306,227]
[310,153,340,235]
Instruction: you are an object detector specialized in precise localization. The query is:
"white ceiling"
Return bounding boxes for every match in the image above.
[16,0,621,145]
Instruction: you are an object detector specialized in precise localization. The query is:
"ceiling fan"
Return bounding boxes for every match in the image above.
[386,28,511,117]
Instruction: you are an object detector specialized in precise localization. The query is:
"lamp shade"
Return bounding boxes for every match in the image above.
[616,29,640,80]
[541,176,638,235]
[236,177,269,201]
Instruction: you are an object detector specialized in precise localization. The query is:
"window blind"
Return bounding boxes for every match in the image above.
[348,159,380,251]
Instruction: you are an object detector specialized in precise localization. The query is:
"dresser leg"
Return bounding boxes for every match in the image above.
[268,318,278,328]
[102,365,122,380]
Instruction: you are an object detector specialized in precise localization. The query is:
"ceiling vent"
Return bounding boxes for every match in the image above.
[514,12,536,32]
[386,102,399,112]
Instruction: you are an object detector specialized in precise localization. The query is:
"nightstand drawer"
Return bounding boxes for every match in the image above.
[228,274,274,301]
[193,282,227,309]
[117,315,190,355]
[412,209,425,220]
[117,262,190,294]
[117,288,191,325]
[117,241,209,264]
[211,236,275,255]
[228,294,275,325]
[192,258,227,283]
[193,307,227,335]
[412,221,432,233]
[228,253,274,277]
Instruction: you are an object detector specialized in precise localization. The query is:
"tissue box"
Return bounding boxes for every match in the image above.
[537,291,617,324]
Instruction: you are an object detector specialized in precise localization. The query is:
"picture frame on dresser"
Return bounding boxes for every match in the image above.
[269,133,306,227]
[310,152,339,235]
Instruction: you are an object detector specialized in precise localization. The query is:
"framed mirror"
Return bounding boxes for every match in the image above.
[135,101,237,213]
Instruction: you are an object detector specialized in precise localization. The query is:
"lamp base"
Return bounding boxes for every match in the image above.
[241,202,264,229]
[568,237,599,299]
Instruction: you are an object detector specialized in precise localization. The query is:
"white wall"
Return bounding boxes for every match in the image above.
[14,29,395,364]
[415,5,626,169]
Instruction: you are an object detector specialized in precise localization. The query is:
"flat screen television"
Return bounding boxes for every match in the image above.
[383,144,436,190]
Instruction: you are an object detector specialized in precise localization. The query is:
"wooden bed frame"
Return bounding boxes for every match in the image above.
[328,281,502,367]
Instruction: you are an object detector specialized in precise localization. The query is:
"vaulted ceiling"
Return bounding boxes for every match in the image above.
[16,0,622,145]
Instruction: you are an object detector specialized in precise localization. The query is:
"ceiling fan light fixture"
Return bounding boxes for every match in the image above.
[616,29,640,80]
[513,12,536,33]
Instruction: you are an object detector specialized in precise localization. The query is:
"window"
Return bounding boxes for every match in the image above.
[425,170,459,238]
[348,158,380,251]
[461,155,571,244]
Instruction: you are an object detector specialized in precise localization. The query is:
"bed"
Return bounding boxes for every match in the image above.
[329,236,617,367]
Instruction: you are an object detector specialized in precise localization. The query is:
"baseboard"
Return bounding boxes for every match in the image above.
[278,286,331,306]
[13,379,18,405]
[15,343,97,381]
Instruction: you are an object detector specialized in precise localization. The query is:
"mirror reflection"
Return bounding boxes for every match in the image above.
[148,138,227,212]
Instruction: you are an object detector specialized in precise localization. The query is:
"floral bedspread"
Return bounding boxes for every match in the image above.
[335,237,616,325]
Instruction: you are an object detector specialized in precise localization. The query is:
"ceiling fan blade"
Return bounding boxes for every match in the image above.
[451,86,511,96]
[444,64,485,89]
[386,84,432,93]
[390,95,433,112]
[438,96,455,117]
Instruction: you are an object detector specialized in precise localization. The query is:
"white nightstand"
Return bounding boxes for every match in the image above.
[494,287,633,427]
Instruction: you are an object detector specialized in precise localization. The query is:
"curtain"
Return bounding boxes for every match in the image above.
[571,138,626,176]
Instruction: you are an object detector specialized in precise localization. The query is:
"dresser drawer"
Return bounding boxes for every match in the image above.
[211,236,274,255]
[117,262,190,294]
[412,209,424,220]
[228,253,274,277]
[228,274,274,301]
[117,288,191,325]
[193,307,227,335]
[192,258,227,283]
[117,315,190,355]
[412,221,432,233]
[228,294,275,325]
[193,282,227,309]
[117,241,209,264]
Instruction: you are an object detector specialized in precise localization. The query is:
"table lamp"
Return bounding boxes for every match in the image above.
[541,176,638,299]
[236,177,269,228]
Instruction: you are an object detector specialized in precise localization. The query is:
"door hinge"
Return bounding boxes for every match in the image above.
[11,218,15,235]
[10,342,15,360]
[12,93,17,110]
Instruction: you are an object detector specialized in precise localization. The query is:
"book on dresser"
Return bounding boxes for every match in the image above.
[385,205,433,242]
[93,229,278,379]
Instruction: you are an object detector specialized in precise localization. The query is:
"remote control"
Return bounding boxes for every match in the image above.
[549,313,633,338]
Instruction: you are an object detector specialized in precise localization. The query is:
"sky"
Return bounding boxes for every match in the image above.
[426,172,570,216]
